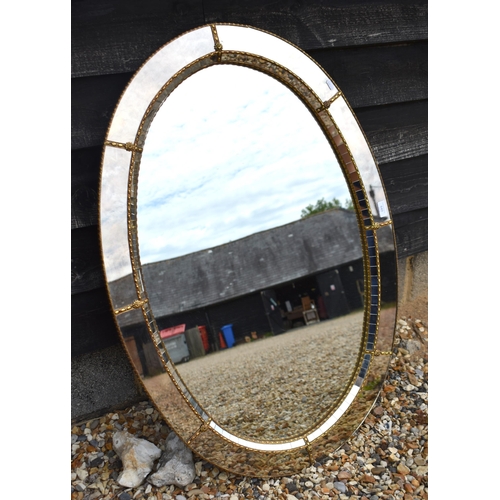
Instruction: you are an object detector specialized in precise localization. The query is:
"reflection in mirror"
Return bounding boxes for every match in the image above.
[137,65,350,262]
[115,65,393,441]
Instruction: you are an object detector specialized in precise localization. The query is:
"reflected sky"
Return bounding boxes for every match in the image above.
[137,65,349,265]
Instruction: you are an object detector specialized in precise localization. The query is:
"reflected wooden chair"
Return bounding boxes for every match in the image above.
[301,296,320,325]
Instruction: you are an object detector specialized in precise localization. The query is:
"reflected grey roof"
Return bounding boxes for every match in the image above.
[109,209,394,324]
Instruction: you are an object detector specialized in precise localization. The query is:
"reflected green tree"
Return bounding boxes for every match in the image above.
[300,197,354,218]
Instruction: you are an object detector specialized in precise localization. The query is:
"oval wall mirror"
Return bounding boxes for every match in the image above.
[99,24,398,477]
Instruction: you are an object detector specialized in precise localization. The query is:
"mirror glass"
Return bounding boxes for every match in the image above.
[136,64,362,441]
[100,24,398,477]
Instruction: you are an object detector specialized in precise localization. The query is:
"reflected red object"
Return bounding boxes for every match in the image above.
[160,324,186,339]
[198,325,210,352]
[219,331,227,349]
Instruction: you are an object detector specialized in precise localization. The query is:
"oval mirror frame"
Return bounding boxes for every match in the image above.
[99,24,398,477]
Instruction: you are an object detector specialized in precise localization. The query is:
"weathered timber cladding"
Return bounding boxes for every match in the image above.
[71,0,428,420]
[71,43,427,150]
[72,0,427,78]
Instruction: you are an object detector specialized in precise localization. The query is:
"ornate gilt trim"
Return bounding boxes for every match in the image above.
[316,91,343,112]
[104,140,143,153]
[303,436,314,465]
[210,25,223,62]
[188,419,213,445]
[128,50,381,448]
[368,220,393,230]
[114,298,148,315]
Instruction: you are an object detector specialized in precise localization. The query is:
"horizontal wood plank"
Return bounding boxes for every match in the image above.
[393,208,428,257]
[357,100,428,165]
[310,41,427,109]
[72,287,119,357]
[72,0,427,78]
[72,146,102,229]
[380,155,428,214]
[72,42,427,150]
[205,1,428,51]
[71,73,131,151]
[72,0,206,78]
[71,226,106,294]
[71,344,146,422]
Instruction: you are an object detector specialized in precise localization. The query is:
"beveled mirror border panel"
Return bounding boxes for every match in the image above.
[99,23,398,476]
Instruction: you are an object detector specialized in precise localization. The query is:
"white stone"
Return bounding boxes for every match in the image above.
[76,468,88,481]
[113,430,162,488]
[148,432,196,488]
[416,465,428,475]
[195,462,203,476]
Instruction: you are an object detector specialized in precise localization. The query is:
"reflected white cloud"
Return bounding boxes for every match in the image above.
[138,65,349,265]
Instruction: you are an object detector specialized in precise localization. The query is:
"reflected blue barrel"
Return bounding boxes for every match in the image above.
[220,324,235,348]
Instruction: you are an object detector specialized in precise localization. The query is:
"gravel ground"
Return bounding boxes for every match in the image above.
[71,313,428,500]
[176,311,363,441]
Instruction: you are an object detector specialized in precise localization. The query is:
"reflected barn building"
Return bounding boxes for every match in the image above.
[109,209,396,374]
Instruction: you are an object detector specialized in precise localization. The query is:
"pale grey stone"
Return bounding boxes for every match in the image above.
[406,340,421,355]
[334,481,347,493]
[112,430,162,488]
[148,432,196,487]
[76,468,88,481]
[74,482,86,492]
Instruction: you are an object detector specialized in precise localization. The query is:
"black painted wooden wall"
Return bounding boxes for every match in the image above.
[71,0,428,421]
